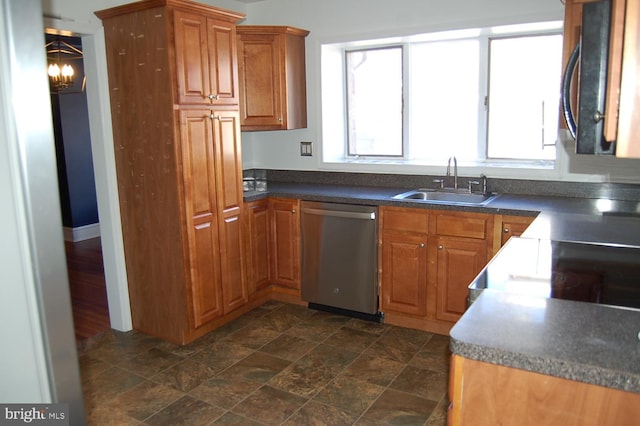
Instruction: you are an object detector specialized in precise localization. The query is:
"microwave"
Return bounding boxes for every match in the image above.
[561,0,615,155]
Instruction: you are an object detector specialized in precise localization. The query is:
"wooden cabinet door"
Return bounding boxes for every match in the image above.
[269,198,300,289]
[179,109,223,327]
[246,200,270,294]
[212,109,247,313]
[174,12,238,105]
[435,236,486,322]
[379,206,429,317]
[207,18,239,105]
[380,232,428,317]
[237,32,284,128]
[499,216,534,246]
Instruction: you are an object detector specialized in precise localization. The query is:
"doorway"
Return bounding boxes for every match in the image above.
[46,32,111,341]
[44,18,133,335]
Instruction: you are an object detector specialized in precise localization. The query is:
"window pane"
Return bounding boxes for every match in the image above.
[410,39,480,162]
[346,47,403,156]
[487,35,563,160]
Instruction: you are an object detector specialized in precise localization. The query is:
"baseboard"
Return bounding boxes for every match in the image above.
[63,223,100,242]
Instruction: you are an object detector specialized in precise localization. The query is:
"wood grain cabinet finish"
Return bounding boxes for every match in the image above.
[96,0,246,344]
[380,207,495,330]
[380,207,429,317]
[237,26,309,131]
[496,214,535,248]
[245,199,270,296]
[174,9,239,105]
[269,198,301,291]
[449,355,640,426]
[433,211,493,323]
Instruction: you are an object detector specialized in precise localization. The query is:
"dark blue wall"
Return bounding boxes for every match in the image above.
[50,37,98,228]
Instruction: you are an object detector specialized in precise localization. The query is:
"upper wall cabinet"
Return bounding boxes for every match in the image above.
[236,26,310,131]
[174,10,240,105]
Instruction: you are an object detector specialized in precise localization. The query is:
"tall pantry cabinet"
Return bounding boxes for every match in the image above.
[96,0,247,344]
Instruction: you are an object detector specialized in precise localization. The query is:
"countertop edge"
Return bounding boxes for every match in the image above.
[450,336,640,394]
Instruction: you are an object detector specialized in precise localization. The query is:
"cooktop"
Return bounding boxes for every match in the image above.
[469,237,640,310]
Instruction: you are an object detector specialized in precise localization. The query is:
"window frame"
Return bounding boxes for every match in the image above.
[323,22,564,168]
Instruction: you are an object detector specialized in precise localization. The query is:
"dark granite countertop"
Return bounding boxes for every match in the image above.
[244,181,640,392]
[450,291,640,393]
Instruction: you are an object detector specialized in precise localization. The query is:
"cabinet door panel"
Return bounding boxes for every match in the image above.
[237,33,283,127]
[207,19,239,105]
[436,237,486,322]
[246,201,270,293]
[219,213,247,313]
[270,199,300,289]
[212,110,243,212]
[174,11,211,105]
[212,109,247,312]
[179,109,222,326]
[381,233,428,317]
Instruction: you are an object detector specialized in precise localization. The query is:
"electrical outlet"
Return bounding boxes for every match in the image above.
[300,141,313,156]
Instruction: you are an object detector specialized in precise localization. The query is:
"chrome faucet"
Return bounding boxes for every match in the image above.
[446,156,458,190]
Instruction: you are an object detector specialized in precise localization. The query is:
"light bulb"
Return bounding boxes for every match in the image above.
[48,63,60,77]
[61,64,74,78]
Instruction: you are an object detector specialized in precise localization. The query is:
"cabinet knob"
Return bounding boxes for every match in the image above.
[504,228,510,233]
[437,245,443,250]
[420,243,425,248]
[208,94,220,100]
[278,117,283,122]
[291,209,296,214]
[209,114,222,120]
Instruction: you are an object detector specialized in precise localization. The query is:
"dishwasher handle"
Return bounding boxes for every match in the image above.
[301,207,376,220]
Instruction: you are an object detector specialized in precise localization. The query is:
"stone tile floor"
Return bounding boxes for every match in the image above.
[79,301,450,425]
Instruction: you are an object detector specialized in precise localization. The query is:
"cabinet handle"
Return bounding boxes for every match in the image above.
[291,209,296,214]
[437,245,443,250]
[419,243,425,248]
[208,94,219,100]
[278,117,283,122]
[504,228,510,233]
[209,114,222,120]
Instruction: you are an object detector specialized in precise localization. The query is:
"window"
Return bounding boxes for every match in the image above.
[346,47,403,157]
[487,35,563,160]
[323,22,564,166]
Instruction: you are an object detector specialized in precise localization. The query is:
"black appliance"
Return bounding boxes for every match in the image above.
[562,0,616,155]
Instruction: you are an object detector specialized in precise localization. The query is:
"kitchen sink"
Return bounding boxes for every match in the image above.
[392,189,498,205]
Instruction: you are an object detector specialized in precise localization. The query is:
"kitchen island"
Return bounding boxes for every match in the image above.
[449,211,640,424]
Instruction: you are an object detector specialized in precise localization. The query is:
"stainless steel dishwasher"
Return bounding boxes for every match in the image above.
[300,201,381,320]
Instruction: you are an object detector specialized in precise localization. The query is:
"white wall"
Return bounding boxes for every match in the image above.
[241,0,640,183]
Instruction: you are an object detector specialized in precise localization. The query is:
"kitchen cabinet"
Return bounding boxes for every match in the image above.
[174,9,240,105]
[449,355,640,425]
[245,199,270,296]
[380,207,429,317]
[269,198,301,291]
[96,0,246,344]
[433,211,492,323]
[495,214,535,248]
[236,26,309,131]
[435,236,487,322]
[380,207,495,330]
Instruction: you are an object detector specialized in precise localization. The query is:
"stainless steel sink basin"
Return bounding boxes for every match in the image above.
[392,189,497,205]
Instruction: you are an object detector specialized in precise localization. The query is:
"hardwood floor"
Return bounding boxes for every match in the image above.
[65,237,111,341]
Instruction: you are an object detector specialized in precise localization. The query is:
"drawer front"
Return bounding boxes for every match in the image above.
[436,214,487,239]
[382,207,429,234]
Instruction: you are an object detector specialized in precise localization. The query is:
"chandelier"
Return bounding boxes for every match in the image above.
[46,36,84,93]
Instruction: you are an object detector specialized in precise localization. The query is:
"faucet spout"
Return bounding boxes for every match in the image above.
[447,156,458,189]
